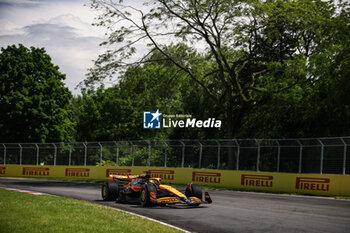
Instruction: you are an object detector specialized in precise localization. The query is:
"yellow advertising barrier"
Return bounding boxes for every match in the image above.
[1,165,349,196]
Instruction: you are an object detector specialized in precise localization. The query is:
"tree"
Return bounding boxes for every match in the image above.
[74,46,223,141]
[304,1,350,136]
[87,0,335,132]
[86,0,338,167]
[0,44,75,142]
[239,1,350,138]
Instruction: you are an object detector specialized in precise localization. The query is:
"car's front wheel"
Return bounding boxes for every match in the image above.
[185,183,202,200]
[140,183,157,207]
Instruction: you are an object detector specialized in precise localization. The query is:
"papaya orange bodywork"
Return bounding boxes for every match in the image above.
[156,197,179,204]
[149,192,157,201]
[131,186,142,192]
[159,185,186,198]
[104,173,208,206]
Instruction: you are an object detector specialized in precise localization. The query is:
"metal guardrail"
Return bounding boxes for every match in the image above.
[1,137,349,175]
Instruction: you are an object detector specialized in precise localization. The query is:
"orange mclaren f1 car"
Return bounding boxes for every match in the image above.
[102,173,212,207]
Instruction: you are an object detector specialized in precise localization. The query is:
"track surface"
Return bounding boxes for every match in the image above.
[0,178,349,233]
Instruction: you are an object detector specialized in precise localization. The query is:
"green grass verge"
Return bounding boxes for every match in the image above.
[0,189,182,233]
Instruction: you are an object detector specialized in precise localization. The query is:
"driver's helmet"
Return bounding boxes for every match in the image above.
[139,173,150,179]
[149,178,161,185]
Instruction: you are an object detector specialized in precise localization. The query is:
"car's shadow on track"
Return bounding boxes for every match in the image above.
[93,200,208,209]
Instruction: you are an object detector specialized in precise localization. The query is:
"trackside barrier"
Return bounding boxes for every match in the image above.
[2,137,350,175]
[1,165,349,196]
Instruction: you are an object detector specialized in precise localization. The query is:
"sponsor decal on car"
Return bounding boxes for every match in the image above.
[22,167,49,176]
[0,167,5,175]
[296,177,330,191]
[148,169,174,180]
[192,171,221,183]
[65,168,90,177]
[106,168,131,177]
[241,174,273,187]
[157,197,178,204]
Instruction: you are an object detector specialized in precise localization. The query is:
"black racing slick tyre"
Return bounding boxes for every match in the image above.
[140,183,157,207]
[102,182,119,201]
[185,183,203,200]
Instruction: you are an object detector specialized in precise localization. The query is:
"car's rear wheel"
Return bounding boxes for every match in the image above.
[102,182,119,201]
[140,183,157,207]
[185,183,202,200]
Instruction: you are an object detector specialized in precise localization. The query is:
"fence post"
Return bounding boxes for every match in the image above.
[52,143,57,166]
[180,140,185,168]
[297,140,303,173]
[83,143,87,166]
[18,144,22,165]
[35,144,39,165]
[255,139,260,172]
[114,141,119,167]
[68,143,72,166]
[235,140,240,170]
[198,141,203,169]
[216,140,221,169]
[98,142,103,166]
[275,140,280,172]
[3,144,6,165]
[163,141,168,167]
[340,138,347,175]
[130,141,134,167]
[147,140,151,167]
[317,139,324,174]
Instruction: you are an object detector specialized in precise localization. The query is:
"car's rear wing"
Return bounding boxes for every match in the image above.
[108,174,139,182]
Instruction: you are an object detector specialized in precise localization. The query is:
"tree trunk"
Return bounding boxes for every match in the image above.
[226,97,250,170]
[227,99,235,169]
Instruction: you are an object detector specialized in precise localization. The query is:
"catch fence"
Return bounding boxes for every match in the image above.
[1,137,349,175]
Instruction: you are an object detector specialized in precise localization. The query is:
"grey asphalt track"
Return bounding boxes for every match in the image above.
[0,178,349,233]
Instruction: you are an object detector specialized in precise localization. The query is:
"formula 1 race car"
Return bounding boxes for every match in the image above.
[102,172,212,207]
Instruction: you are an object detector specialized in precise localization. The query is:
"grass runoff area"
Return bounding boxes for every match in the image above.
[0,189,182,233]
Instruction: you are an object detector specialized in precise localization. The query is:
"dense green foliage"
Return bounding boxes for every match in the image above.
[0,44,75,142]
[79,0,349,141]
[74,47,223,141]
[1,0,349,144]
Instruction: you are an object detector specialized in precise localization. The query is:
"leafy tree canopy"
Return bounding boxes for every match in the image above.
[74,46,223,141]
[0,44,76,142]
[86,0,341,143]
